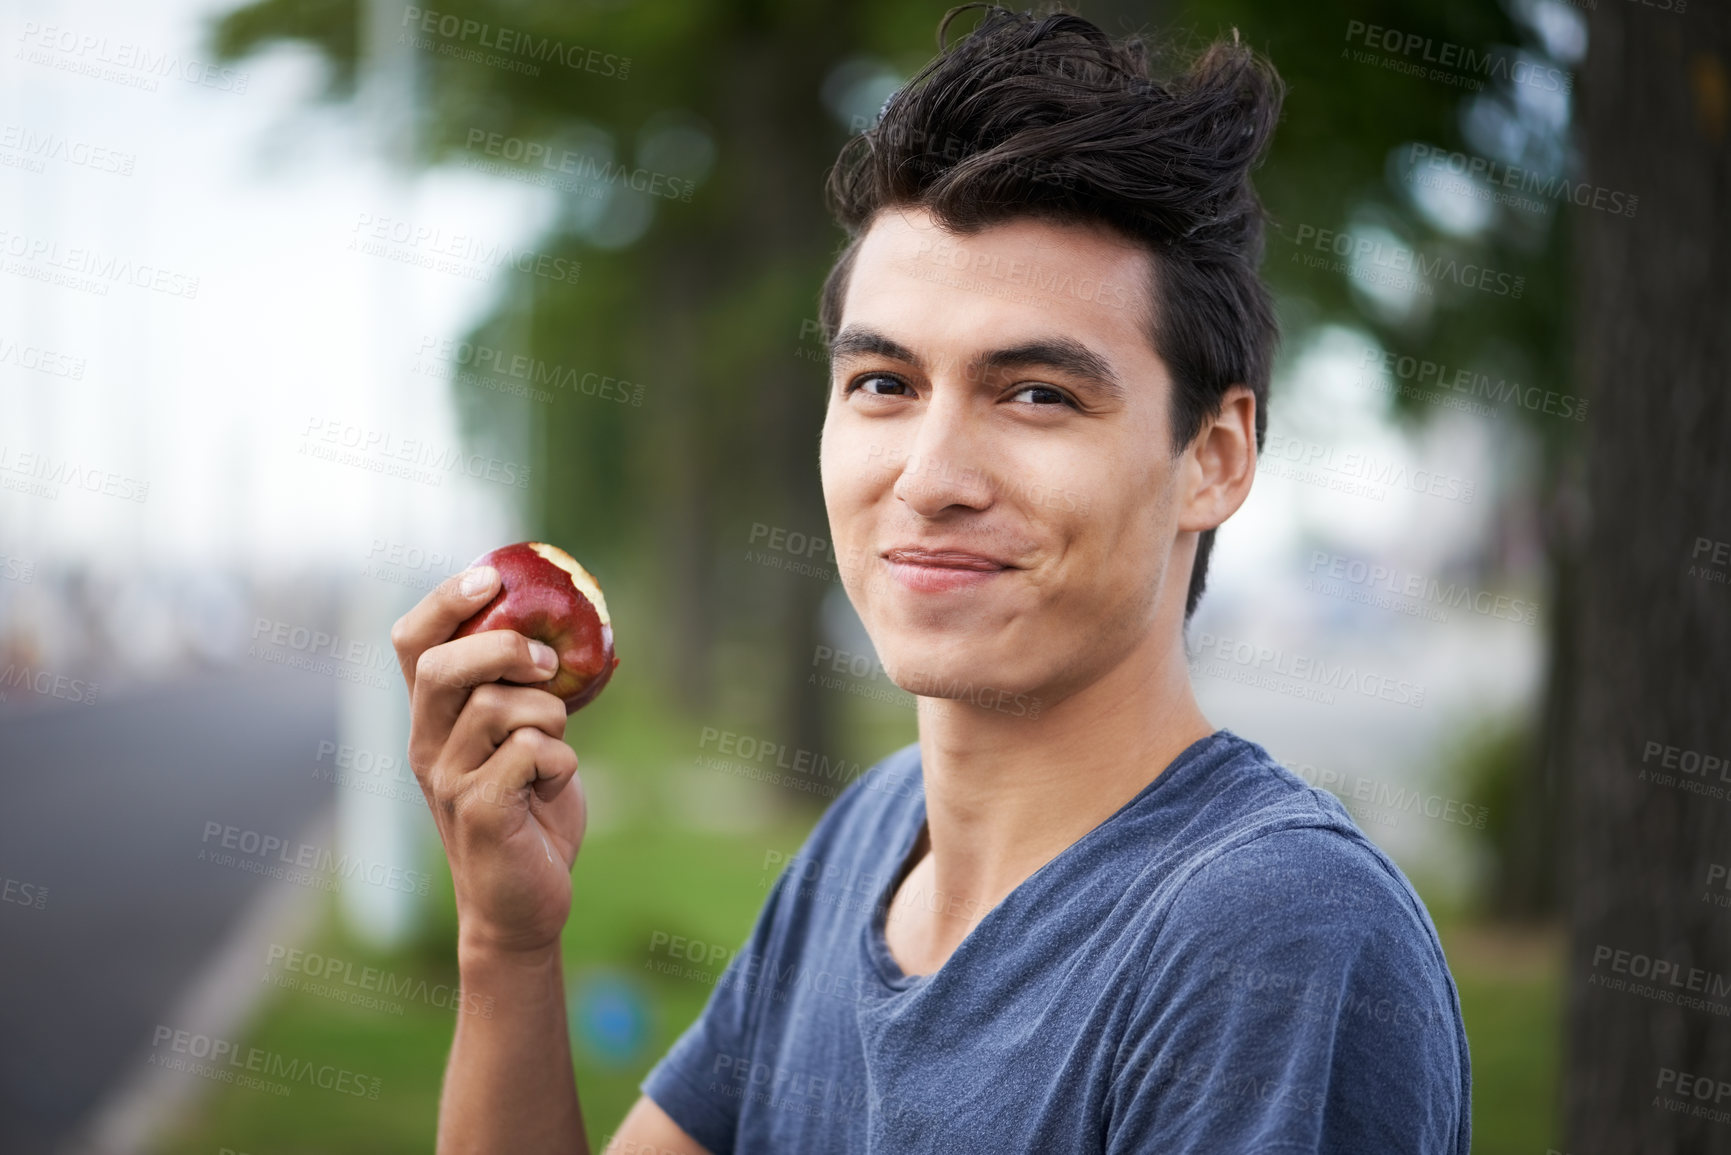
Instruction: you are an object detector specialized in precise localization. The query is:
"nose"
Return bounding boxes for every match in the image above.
[890,388,995,518]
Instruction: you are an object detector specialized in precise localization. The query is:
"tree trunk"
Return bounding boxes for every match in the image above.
[1496,447,1584,921]
[714,15,852,782]
[1565,6,1731,1152]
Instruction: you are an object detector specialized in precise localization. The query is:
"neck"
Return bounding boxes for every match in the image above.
[908,623,1215,934]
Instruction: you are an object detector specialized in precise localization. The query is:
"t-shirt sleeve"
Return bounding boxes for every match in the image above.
[1104,826,1469,1155]
[638,864,797,1155]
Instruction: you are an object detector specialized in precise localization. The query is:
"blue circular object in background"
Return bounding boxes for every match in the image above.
[568,969,653,1067]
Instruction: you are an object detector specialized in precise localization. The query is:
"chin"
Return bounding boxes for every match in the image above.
[878,638,989,697]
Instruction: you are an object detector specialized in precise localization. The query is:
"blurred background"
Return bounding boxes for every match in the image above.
[2,0,1724,1152]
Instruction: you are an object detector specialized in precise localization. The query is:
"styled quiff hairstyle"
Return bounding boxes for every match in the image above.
[819,4,1284,620]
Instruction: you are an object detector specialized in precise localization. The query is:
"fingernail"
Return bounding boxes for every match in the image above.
[460,566,497,597]
[529,641,558,673]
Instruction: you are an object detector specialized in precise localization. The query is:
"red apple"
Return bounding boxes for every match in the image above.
[452,542,619,714]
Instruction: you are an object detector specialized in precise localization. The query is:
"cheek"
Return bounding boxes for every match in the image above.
[819,437,871,564]
[1074,487,1171,593]
[817,409,845,502]
[820,413,878,512]
[818,440,852,521]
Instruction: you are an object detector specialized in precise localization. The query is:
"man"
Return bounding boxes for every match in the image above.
[390,6,1471,1153]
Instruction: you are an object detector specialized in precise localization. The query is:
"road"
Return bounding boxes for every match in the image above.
[0,665,338,1155]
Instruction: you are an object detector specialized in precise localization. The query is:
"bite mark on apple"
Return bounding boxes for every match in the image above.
[529,541,611,627]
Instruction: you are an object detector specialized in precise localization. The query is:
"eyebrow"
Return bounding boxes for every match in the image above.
[829,326,1127,405]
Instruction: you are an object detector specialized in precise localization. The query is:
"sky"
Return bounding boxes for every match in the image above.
[2,0,541,576]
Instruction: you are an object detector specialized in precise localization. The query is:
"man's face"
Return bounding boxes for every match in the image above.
[819,206,1192,709]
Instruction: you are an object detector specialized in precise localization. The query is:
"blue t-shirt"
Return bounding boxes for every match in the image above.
[640,728,1471,1153]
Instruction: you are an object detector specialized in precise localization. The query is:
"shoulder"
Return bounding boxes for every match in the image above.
[1133,732,1466,1038]
[1154,758,1453,999]
[1158,729,1362,841]
[1110,749,1470,1152]
[1172,818,1434,942]
[1163,731,1428,927]
[1134,744,1469,1085]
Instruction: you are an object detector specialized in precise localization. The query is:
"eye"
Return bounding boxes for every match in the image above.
[844,372,911,397]
[1009,384,1076,408]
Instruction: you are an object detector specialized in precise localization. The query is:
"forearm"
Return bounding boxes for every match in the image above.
[438,940,589,1155]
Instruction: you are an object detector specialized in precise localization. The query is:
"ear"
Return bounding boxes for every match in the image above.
[1176,385,1257,533]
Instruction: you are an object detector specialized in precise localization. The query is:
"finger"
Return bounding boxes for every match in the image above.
[390,565,502,695]
[441,682,567,784]
[409,631,560,775]
[529,741,581,809]
[457,728,580,841]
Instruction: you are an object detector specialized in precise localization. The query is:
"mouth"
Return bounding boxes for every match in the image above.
[883,547,1009,569]
[880,547,1012,593]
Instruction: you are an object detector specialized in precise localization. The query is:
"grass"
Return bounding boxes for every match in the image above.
[1439,921,1566,1154]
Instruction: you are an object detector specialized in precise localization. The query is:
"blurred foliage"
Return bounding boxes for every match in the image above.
[1187,0,1577,428]
[1450,709,1549,916]
[211,0,363,94]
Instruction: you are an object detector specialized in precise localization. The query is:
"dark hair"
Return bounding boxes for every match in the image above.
[820,4,1283,620]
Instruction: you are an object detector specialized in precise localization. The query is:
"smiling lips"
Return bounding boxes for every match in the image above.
[881,546,1012,592]
[883,547,1010,570]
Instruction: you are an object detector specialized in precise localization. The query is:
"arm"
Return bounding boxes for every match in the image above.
[437,939,714,1155]
[440,943,586,1153]
[394,570,718,1154]
[602,1095,718,1154]
[392,567,589,1154]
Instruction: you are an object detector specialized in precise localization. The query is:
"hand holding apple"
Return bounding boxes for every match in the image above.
[391,556,587,962]
[451,542,619,714]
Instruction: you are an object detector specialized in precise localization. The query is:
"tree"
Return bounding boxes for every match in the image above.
[1564,3,1731,1150]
